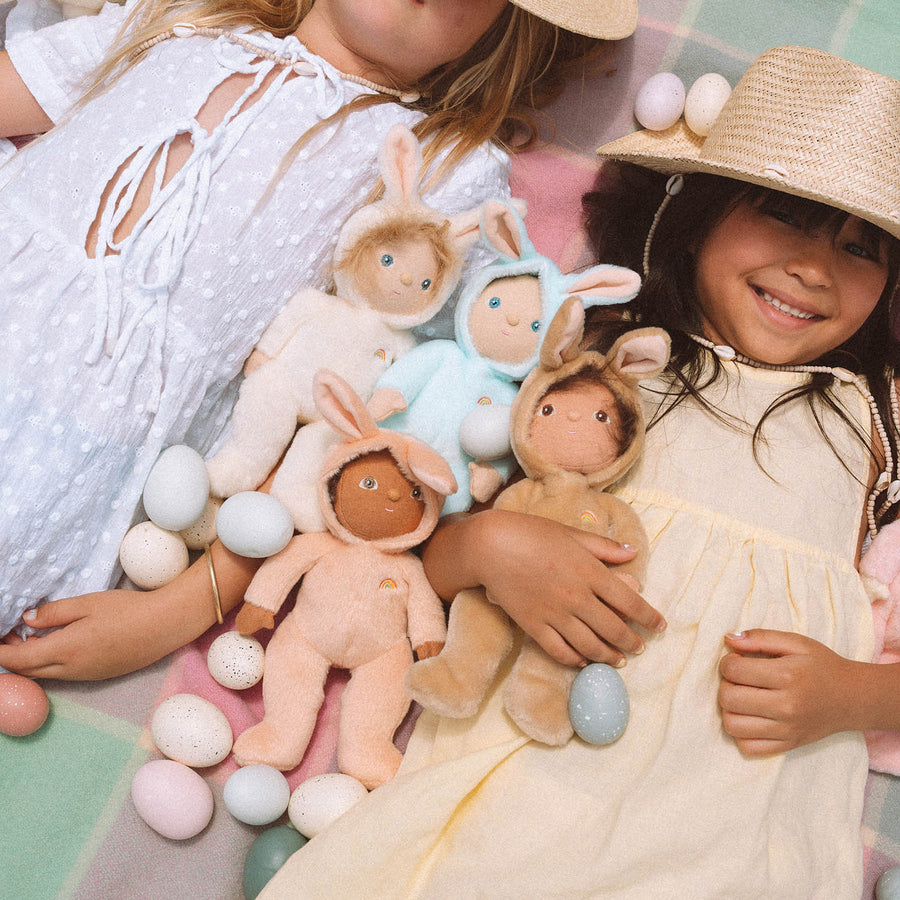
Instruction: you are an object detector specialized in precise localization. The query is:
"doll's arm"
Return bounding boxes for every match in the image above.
[0,52,53,138]
[422,508,666,668]
[402,558,448,659]
[374,340,454,404]
[253,289,324,359]
[0,542,261,681]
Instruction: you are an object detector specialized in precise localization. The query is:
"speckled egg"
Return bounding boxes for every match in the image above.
[216,491,294,559]
[150,693,233,767]
[287,773,368,838]
[131,759,214,840]
[568,663,630,745]
[0,673,50,736]
[225,765,291,826]
[207,632,265,690]
[243,826,308,900]
[684,72,732,137]
[179,496,222,550]
[142,444,211,532]
[459,404,512,461]
[119,521,190,590]
[634,72,686,131]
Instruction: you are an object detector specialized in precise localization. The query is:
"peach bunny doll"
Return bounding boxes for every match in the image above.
[406,298,670,745]
[231,369,456,789]
[205,123,482,499]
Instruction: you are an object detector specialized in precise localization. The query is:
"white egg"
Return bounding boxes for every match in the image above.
[179,496,222,550]
[634,72,686,131]
[684,72,732,137]
[151,693,234,768]
[459,404,512,461]
[568,663,630,745]
[143,444,211,532]
[131,759,214,840]
[224,764,291,826]
[207,632,265,690]
[119,521,189,590]
[288,773,368,838]
[217,491,294,559]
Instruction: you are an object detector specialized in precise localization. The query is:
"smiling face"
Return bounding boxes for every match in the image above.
[296,0,510,85]
[528,380,623,474]
[693,200,890,366]
[356,236,442,316]
[468,274,543,365]
[332,450,425,540]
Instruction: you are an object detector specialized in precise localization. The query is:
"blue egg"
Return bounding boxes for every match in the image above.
[568,663,630,745]
[877,866,900,899]
[243,825,308,900]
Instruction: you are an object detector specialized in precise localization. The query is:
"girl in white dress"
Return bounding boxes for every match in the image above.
[251,46,900,899]
[0,0,636,679]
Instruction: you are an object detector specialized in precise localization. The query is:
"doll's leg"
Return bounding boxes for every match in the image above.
[232,622,330,770]
[338,640,413,790]
[405,588,513,718]
[503,636,576,745]
[206,364,301,497]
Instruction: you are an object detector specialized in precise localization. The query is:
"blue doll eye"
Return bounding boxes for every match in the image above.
[421,279,432,290]
[531,320,541,333]
[488,297,501,309]
[380,254,394,267]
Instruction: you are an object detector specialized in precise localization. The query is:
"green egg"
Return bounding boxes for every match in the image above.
[243,825,308,899]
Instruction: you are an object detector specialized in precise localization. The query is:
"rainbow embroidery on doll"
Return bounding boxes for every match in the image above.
[477,397,492,406]
[379,578,398,591]
[580,511,598,525]
[374,349,387,361]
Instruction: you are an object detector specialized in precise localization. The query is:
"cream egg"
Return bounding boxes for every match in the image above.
[142,444,211,532]
[207,632,265,690]
[131,759,214,840]
[287,773,368,838]
[634,72,686,131]
[224,765,291,826]
[179,496,222,550]
[151,693,233,767]
[216,492,294,559]
[684,72,732,137]
[119,521,190,590]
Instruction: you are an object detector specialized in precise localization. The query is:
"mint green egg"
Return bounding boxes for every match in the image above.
[243,825,308,900]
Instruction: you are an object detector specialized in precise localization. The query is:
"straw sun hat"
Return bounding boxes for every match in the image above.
[596,46,900,240]
[511,0,637,40]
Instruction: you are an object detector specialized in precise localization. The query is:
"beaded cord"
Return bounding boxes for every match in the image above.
[135,23,422,103]
[687,333,900,539]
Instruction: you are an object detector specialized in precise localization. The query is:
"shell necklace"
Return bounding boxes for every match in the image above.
[136,23,422,103]
[687,332,900,538]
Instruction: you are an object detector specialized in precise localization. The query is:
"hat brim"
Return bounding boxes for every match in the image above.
[510,0,637,39]
[597,120,900,241]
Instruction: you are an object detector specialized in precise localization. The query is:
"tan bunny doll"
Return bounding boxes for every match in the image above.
[231,369,456,789]
[205,123,482,500]
[406,298,670,745]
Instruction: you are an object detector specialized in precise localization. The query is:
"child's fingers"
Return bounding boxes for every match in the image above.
[718,653,784,690]
[21,599,82,630]
[530,624,589,669]
[723,629,808,656]
[0,635,63,679]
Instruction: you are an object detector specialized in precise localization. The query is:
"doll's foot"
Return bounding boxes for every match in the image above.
[504,670,574,746]
[206,451,261,498]
[232,721,306,771]
[405,656,484,719]
[340,743,402,791]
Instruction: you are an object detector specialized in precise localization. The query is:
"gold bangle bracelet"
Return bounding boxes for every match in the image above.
[204,544,224,625]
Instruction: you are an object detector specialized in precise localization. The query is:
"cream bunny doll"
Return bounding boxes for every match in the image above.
[231,370,456,789]
[406,298,670,745]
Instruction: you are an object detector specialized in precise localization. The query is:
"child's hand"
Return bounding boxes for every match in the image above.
[235,602,276,635]
[718,629,862,755]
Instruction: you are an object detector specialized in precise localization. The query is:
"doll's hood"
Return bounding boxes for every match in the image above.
[314,370,457,552]
[510,298,670,489]
[453,200,642,381]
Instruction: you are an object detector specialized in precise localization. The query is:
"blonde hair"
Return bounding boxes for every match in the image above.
[84,0,608,179]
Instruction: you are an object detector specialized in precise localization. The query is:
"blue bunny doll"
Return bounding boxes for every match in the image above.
[368,199,642,514]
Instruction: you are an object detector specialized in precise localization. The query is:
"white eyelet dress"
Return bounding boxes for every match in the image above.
[0,3,509,635]
[254,360,875,900]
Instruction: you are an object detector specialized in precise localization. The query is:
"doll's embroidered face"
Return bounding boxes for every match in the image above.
[528,377,625,474]
[468,275,542,365]
[332,449,426,540]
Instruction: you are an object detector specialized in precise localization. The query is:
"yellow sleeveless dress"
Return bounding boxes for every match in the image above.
[259,361,875,900]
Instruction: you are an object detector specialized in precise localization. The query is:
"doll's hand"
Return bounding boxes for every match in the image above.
[718,630,863,755]
[414,640,445,660]
[366,388,407,422]
[235,602,275,635]
[468,461,504,503]
[243,349,270,376]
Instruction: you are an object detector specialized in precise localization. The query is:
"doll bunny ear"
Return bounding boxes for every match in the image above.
[313,370,380,441]
[539,297,585,370]
[404,441,458,499]
[607,328,671,382]
[380,124,423,206]
[480,199,534,262]
[564,264,642,307]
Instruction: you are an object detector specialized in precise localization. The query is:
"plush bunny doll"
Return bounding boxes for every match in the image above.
[367,200,642,516]
[406,298,670,745]
[205,123,482,500]
[231,370,456,789]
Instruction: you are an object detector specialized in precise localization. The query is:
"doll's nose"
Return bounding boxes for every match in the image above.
[566,410,580,421]
[388,488,401,501]
[506,314,520,326]
[400,272,413,286]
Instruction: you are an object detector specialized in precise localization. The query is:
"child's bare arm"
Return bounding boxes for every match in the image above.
[0,51,53,138]
[422,508,666,668]
[0,542,261,681]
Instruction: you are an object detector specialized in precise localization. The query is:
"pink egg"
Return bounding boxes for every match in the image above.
[0,673,50,736]
[131,759,214,840]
